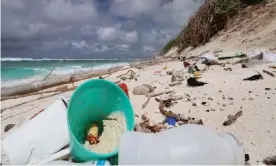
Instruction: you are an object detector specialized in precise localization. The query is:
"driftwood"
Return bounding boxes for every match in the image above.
[223,111,243,126]
[263,70,275,77]
[135,114,166,133]
[142,90,174,109]
[157,98,203,125]
[146,90,174,98]
[117,69,136,81]
[1,65,130,97]
[1,91,64,113]
[2,106,39,121]
[1,86,77,101]
[43,60,64,81]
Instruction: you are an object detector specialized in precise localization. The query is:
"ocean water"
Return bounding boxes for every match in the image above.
[1,58,139,88]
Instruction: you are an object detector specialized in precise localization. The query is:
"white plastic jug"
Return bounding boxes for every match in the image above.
[119,124,245,165]
[1,98,69,165]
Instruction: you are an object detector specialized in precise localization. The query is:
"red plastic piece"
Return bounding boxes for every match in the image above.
[118,83,129,98]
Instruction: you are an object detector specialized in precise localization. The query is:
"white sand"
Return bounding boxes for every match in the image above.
[84,111,126,154]
[1,3,276,164]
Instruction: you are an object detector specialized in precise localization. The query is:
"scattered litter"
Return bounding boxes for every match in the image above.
[171,71,184,82]
[208,97,214,100]
[183,61,191,68]
[243,71,263,81]
[241,64,248,68]
[154,71,162,75]
[166,70,174,75]
[223,111,243,126]
[157,98,203,126]
[166,117,177,126]
[117,69,136,81]
[118,83,129,98]
[263,70,275,77]
[263,155,276,165]
[84,111,126,154]
[218,52,246,60]
[269,65,276,69]
[133,84,155,95]
[4,124,15,133]
[86,124,100,145]
[187,77,207,87]
[142,90,174,109]
[193,71,201,78]
[224,68,232,71]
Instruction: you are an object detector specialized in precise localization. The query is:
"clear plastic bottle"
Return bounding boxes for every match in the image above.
[119,124,245,165]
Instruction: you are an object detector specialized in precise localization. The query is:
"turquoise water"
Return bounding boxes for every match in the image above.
[1,58,139,87]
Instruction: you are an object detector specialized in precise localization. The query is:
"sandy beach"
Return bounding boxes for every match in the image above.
[2,1,276,164]
[2,46,276,164]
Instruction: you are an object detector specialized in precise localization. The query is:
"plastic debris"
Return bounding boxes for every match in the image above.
[118,83,130,98]
[86,124,100,145]
[166,117,177,126]
[187,77,207,87]
[241,64,248,68]
[243,71,263,81]
[223,111,243,126]
[4,124,15,133]
[218,52,246,60]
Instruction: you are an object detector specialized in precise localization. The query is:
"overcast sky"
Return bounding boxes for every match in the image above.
[1,0,203,59]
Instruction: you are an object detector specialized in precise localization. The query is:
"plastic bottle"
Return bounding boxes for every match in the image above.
[119,124,245,165]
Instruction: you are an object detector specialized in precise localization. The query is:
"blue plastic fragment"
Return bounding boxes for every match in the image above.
[166,117,177,126]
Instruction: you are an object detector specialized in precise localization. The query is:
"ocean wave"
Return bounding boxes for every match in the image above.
[1,62,130,88]
[1,57,140,62]
[1,74,46,88]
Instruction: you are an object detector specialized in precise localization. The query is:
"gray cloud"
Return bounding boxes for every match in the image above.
[1,0,203,59]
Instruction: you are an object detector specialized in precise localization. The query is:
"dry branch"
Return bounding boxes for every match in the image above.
[142,90,174,109]
[43,60,64,81]
[1,86,77,101]
[157,98,203,125]
[263,70,275,77]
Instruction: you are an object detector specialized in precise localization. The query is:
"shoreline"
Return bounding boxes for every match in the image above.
[1,57,173,98]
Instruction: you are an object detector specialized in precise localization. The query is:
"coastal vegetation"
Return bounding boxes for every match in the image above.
[160,0,267,56]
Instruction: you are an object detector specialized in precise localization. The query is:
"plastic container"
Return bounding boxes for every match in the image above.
[2,98,69,165]
[119,124,245,165]
[67,79,134,162]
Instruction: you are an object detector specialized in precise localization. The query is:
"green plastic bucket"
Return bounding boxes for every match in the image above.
[67,79,134,162]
